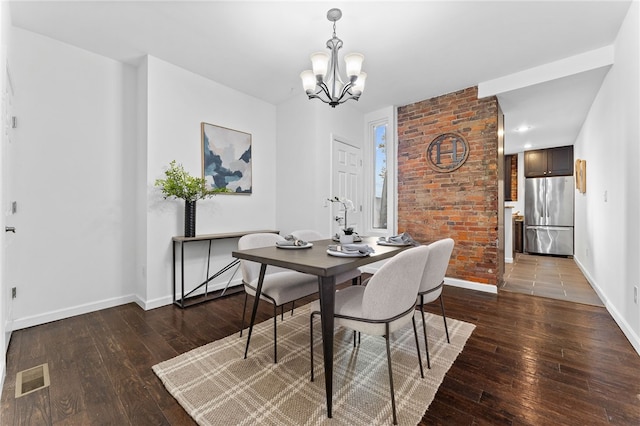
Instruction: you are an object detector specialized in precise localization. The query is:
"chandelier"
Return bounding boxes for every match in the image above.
[300,8,367,108]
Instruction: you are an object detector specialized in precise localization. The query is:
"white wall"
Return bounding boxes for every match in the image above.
[574,1,639,353]
[0,0,13,387]
[6,31,280,325]
[143,56,278,308]
[9,28,138,329]
[276,95,364,237]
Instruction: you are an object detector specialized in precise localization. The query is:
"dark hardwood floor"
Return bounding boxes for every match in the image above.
[2,282,639,425]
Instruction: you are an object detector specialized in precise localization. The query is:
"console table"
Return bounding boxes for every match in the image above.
[172,230,278,308]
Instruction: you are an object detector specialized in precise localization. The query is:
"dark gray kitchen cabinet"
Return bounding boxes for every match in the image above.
[524,146,573,177]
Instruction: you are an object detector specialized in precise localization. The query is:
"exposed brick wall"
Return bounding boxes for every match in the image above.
[510,156,518,201]
[397,87,499,286]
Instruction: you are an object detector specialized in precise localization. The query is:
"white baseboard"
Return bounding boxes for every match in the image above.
[10,273,500,331]
[574,257,640,356]
[11,294,137,331]
[362,263,498,294]
[444,277,498,294]
[138,278,245,311]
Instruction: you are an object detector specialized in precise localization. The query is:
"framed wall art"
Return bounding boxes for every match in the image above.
[201,122,252,194]
[575,158,586,194]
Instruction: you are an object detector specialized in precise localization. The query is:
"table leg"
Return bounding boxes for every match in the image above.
[172,241,177,304]
[180,241,185,308]
[319,275,336,418]
[244,263,267,359]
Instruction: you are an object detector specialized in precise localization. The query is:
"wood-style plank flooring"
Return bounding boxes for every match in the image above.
[2,281,639,425]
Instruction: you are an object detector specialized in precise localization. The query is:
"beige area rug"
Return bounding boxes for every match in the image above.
[153,303,475,426]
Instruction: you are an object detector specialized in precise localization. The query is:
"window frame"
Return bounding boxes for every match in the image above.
[363,107,397,238]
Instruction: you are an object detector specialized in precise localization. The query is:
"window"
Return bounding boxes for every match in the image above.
[364,106,396,237]
[373,123,387,229]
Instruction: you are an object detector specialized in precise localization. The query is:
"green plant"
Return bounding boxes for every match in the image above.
[155,160,228,201]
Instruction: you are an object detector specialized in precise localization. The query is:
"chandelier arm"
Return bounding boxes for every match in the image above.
[337,81,356,101]
[315,82,334,102]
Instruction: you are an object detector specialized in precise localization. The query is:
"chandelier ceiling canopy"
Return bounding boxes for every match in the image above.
[300,8,367,108]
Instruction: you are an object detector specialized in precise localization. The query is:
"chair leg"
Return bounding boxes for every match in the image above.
[281,305,284,321]
[439,295,450,344]
[290,300,295,317]
[385,324,398,425]
[412,315,424,379]
[239,292,248,337]
[419,297,431,369]
[273,305,278,363]
[351,330,361,347]
[310,312,316,382]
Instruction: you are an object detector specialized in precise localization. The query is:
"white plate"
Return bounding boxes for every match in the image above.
[326,248,368,257]
[276,242,313,249]
[377,240,411,246]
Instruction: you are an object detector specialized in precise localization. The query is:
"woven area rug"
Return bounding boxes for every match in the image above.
[153,303,475,426]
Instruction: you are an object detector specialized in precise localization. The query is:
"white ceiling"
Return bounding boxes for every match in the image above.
[8,1,632,154]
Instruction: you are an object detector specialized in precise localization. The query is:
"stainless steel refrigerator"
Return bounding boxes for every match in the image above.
[524,176,574,256]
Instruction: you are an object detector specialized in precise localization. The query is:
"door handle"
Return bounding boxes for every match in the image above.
[5,227,15,233]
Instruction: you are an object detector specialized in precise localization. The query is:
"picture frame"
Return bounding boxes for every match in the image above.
[575,158,587,193]
[201,122,252,194]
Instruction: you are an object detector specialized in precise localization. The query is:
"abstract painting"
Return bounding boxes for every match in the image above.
[201,122,252,194]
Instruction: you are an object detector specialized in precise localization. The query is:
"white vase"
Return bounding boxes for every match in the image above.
[340,234,354,244]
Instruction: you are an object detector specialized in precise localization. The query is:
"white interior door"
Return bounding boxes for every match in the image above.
[1,63,16,352]
[331,138,362,237]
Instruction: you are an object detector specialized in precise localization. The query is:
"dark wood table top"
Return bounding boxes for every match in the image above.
[232,236,410,277]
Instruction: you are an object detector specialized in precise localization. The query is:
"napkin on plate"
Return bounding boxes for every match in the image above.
[328,244,375,255]
[276,235,308,247]
[379,232,420,246]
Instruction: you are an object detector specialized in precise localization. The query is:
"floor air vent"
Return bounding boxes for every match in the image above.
[15,363,50,398]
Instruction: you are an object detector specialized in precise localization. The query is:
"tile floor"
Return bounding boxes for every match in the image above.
[501,253,604,306]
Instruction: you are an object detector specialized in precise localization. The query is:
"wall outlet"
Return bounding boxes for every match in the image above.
[11,287,16,299]
[634,286,638,304]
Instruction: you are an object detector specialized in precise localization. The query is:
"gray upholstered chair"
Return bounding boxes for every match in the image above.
[416,238,454,369]
[290,229,362,285]
[309,245,430,425]
[238,233,318,363]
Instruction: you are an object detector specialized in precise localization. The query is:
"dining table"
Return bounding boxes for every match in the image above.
[231,235,410,418]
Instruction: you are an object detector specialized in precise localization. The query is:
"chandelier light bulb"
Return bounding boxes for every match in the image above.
[344,53,364,79]
[352,72,367,94]
[300,70,317,93]
[310,52,330,79]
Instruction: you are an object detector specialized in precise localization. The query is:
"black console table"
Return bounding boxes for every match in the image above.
[172,230,278,308]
